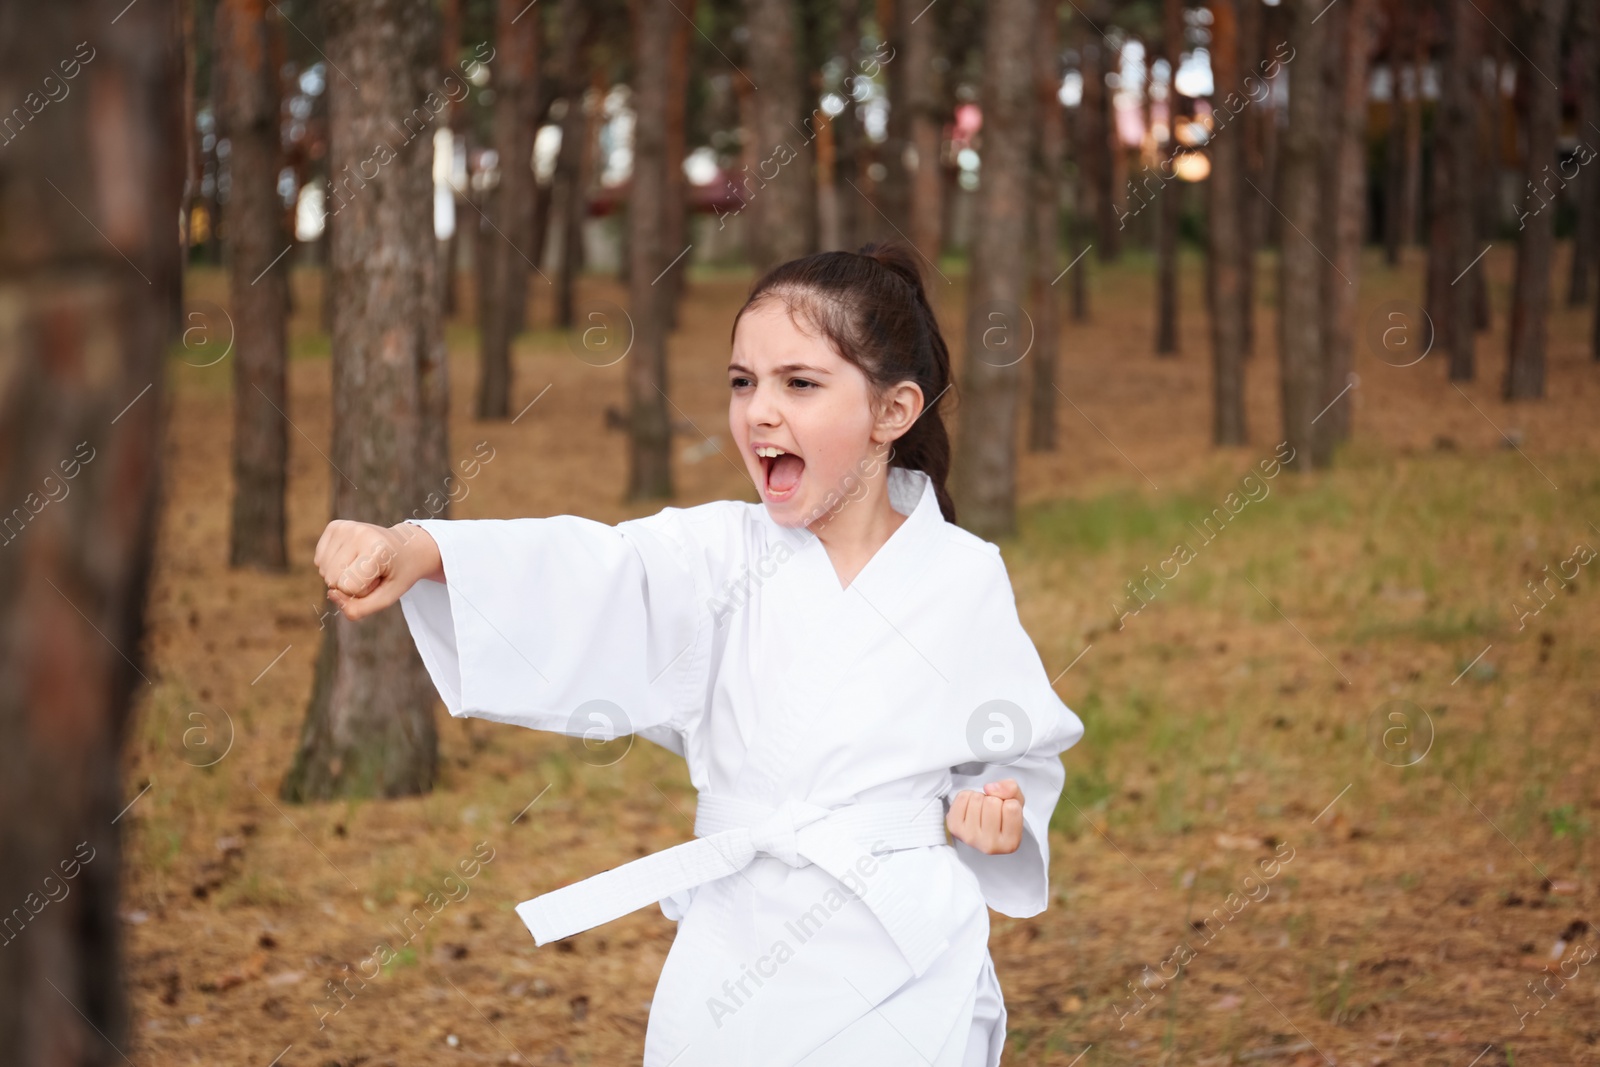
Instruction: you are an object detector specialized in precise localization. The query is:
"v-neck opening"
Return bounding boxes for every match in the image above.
[777,468,936,594]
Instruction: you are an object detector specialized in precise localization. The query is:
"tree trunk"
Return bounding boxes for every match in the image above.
[877,0,911,236]
[1079,32,1116,261]
[1028,0,1064,452]
[952,0,1035,538]
[1315,0,1375,455]
[0,1,179,1060]
[218,0,290,571]
[1380,0,1408,265]
[1429,0,1478,381]
[476,0,538,419]
[627,0,675,501]
[905,0,944,269]
[663,2,694,326]
[1210,0,1249,445]
[1155,0,1183,356]
[441,0,463,319]
[1239,0,1269,358]
[553,0,593,329]
[745,0,813,270]
[1568,0,1598,306]
[283,0,446,801]
[1504,0,1568,400]
[834,0,863,249]
[1400,11,1426,248]
[1278,0,1327,471]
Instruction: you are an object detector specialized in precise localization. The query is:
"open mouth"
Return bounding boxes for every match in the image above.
[754,445,805,501]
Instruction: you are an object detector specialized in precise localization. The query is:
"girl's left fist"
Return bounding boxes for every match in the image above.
[946,779,1025,855]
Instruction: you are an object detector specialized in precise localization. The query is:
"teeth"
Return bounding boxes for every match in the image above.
[754,446,788,458]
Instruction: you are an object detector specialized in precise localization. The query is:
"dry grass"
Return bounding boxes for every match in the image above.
[124,245,1600,1066]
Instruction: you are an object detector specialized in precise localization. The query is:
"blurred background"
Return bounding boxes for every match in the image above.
[2,0,1598,1064]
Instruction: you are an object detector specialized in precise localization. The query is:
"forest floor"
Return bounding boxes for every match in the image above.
[123,245,1600,1066]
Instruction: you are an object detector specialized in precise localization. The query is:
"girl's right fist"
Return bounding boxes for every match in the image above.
[313,520,441,622]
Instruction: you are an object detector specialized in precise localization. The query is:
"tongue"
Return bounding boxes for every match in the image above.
[768,453,804,493]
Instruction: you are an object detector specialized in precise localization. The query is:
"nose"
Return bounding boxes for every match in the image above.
[747,377,781,430]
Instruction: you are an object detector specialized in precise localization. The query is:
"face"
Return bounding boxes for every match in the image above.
[728,299,917,529]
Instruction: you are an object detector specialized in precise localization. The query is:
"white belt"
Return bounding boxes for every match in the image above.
[515,794,954,976]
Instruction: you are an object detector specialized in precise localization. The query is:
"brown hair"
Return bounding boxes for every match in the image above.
[730,241,958,523]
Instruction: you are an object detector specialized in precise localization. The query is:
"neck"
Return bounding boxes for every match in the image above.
[805,465,908,583]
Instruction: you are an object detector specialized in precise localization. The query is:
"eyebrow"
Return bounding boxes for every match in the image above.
[726,362,832,376]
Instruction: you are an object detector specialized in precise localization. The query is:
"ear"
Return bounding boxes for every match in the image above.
[871,381,925,445]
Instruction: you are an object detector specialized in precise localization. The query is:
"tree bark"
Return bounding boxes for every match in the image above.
[441,0,463,318]
[953,0,1036,538]
[905,0,944,268]
[663,2,694,326]
[1028,0,1064,452]
[1504,0,1568,399]
[1567,0,1598,306]
[1278,0,1327,471]
[0,1,179,1060]
[506,12,542,336]
[477,0,539,418]
[877,0,911,235]
[1209,0,1249,445]
[1154,0,1184,356]
[218,0,291,571]
[1316,0,1375,454]
[284,0,446,801]
[1429,0,1478,381]
[627,0,675,501]
[834,0,863,250]
[552,0,593,329]
[745,0,813,270]
[1079,31,1116,262]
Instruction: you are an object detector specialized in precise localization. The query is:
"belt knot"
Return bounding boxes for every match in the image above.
[745,798,829,867]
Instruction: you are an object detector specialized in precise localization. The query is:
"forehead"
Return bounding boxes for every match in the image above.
[730,298,844,369]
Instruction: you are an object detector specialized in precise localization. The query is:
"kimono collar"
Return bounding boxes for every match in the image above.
[757,465,942,541]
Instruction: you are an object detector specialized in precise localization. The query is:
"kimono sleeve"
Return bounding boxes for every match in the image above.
[946,546,1086,918]
[396,507,717,743]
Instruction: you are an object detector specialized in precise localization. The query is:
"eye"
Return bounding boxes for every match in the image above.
[788,378,817,390]
[729,375,753,389]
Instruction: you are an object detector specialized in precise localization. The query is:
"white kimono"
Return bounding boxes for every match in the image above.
[398,466,1085,1066]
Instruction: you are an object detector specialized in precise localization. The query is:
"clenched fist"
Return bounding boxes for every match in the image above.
[313,519,444,622]
[946,779,1025,855]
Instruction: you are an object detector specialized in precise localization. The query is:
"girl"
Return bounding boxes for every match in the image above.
[314,242,1085,1065]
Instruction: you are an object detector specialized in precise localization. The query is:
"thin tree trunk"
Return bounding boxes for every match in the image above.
[1079,32,1116,261]
[284,0,445,801]
[834,0,863,249]
[953,0,1036,538]
[1316,0,1375,455]
[219,0,290,571]
[1504,0,1569,399]
[507,2,542,337]
[1155,0,1183,356]
[1210,0,1249,445]
[1239,0,1268,358]
[1028,0,1064,452]
[553,0,593,329]
[663,2,694,326]
[878,0,911,235]
[1430,0,1477,380]
[1568,0,1598,306]
[1279,0,1327,471]
[1401,13,1426,247]
[746,0,813,269]
[441,0,463,319]
[1380,0,1407,265]
[627,0,675,500]
[476,0,537,418]
[905,0,944,268]
[0,2,179,1060]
